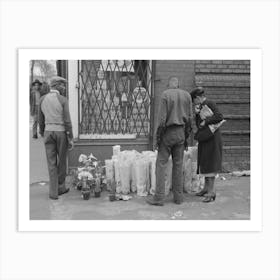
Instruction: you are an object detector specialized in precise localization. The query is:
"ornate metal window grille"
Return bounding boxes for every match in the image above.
[78,60,152,139]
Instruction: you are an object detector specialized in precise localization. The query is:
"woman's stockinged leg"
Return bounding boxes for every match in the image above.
[195,176,209,196]
[207,176,215,193]
[203,176,216,203]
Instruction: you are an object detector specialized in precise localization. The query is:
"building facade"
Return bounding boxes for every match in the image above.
[60,60,250,171]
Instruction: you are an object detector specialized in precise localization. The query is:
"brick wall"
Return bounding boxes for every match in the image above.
[223,147,250,171]
[195,60,250,74]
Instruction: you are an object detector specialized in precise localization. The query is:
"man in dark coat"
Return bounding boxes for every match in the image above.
[146,77,192,206]
[38,76,74,200]
[30,79,42,138]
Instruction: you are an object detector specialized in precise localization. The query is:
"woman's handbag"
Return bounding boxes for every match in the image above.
[195,120,226,142]
[194,125,214,142]
[195,104,226,142]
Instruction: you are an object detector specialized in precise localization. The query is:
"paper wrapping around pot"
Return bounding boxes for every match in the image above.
[105,159,114,191]
[105,159,114,177]
[140,151,157,195]
[112,157,122,193]
[188,146,198,162]
[164,157,172,195]
[112,145,121,156]
[149,157,157,195]
[183,150,192,193]
[133,156,149,196]
[118,159,131,195]
[182,146,205,193]
[112,150,141,194]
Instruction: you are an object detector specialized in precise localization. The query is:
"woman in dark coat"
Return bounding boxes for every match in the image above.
[190,87,224,202]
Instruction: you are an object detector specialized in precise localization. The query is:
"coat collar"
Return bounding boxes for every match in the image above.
[49,89,60,95]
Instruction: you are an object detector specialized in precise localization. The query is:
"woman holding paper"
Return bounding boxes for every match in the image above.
[190,87,224,203]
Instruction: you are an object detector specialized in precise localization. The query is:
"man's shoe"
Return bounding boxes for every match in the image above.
[49,196,58,200]
[146,196,164,206]
[174,200,183,205]
[33,134,38,139]
[58,188,70,196]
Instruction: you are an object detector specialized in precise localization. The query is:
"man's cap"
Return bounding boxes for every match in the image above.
[50,76,67,88]
[32,79,42,86]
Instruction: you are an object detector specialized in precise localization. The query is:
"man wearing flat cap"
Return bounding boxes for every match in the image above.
[38,76,74,199]
[30,79,42,139]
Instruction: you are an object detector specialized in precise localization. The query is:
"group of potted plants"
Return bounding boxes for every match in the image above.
[73,153,104,200]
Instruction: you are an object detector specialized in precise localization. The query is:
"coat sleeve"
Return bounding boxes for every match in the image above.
[195,112,201,128]
[155,95,167,146]
[183,94,193,146]
[30,90,35,116]
[38,97,45,136]
[29,89,32,109]
[204,100,223,125]
[188,93,193,122]
[62,97,74,139]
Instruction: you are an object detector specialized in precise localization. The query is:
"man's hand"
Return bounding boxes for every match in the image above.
[194,105,200,114]
[155,141,160,151]
[68,139,74,151]
[184,140,188,150]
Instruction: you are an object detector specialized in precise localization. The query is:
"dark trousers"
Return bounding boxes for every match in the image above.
[155,125,185,202]
[32,105,38,137]
[44,131,68,199]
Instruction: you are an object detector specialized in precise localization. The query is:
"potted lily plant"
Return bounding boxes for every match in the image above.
[75,153,99,200]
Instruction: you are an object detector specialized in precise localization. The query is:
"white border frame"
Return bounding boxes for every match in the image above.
[19,48,262,232]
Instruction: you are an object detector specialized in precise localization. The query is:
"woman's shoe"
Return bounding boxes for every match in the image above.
[202,192,216,203]
[195,189,208,197]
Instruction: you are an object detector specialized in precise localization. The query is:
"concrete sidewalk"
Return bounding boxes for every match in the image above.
[29,120,49,184]
[30,175,250,220]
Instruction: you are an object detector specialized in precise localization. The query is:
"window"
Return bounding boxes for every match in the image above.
[78,60,152,139]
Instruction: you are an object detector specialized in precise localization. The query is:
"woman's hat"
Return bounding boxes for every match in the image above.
[190,87,205,100]
[32,79,42,86]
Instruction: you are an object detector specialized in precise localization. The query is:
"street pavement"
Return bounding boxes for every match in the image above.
[30,175,250,220]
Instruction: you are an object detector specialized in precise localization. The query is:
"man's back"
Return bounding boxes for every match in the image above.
[41,90,65,131]
[149,78,191,206]
[161,88,192,127]
[38,89,73,139]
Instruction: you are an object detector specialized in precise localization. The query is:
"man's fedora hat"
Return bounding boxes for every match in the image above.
[32,79,42,86]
